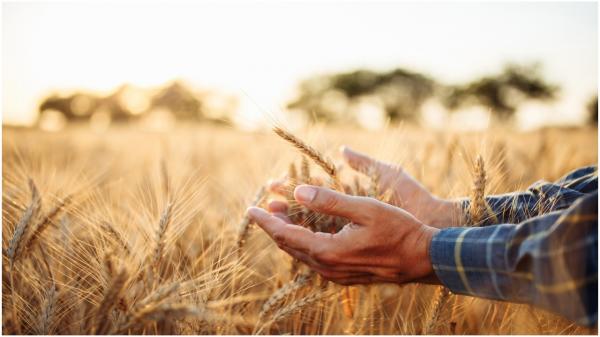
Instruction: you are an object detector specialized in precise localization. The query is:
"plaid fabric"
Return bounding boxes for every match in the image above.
[430,166,598,326]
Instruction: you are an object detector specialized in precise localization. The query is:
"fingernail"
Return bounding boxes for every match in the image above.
[295,185,317,203]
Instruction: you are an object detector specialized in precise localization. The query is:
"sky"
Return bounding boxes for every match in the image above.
[2,1,598,128]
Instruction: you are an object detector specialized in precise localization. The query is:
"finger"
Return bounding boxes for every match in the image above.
[272,212,291,223]
[268,200,289,213]
[246,207,288,243]
[279,246,370,279]
[293,185,381,225]
[341,146,395,177]
[247,207,331,253]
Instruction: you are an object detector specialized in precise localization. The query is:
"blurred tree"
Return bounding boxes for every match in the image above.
[39,92,101,121]
[288,68,436,124]
[150,81,203,120]
[587,95,598,125]
[442,63,558,121]
[37,80,236,127]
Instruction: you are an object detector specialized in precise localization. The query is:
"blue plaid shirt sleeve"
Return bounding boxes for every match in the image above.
[459,165,597,226]
[430,166,598,326]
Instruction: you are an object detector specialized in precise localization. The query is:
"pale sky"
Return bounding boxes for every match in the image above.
[2,1,598,128]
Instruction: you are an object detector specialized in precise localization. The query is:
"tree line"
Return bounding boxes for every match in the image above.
[37,64,598,127]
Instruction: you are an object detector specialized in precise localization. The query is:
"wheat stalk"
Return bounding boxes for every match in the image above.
[341,286,359,319]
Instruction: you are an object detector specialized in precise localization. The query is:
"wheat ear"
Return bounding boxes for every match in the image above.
[151,201,173,281]
[287,161,302,224]
[37,283,58,334]
[273,127,343,191]
[469,155,497,226]
[135,281,181,311]
[258,271,314,320]
[23,196,71,256]
[94,265,128,334]
[115,303,203,333]
[425,286,451,334]
[100,220,131,255]
[7,178,41,267]
[256,291,328,334]
[237,186,266,252]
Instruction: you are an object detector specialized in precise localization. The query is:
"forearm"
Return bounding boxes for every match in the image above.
[427,193,598,326]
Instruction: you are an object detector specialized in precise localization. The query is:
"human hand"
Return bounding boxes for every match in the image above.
[247,185,440,285]
[270,146,464,228]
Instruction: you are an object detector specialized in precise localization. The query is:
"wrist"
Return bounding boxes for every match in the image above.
[409,224,440,280]
[426,197,465,228]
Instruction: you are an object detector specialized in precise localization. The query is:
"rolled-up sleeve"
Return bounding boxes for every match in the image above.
[430,192,598,326]
[459,165,597,226]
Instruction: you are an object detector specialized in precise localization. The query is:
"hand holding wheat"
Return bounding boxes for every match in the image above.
[269,145,465,228]
[247,184,441,285]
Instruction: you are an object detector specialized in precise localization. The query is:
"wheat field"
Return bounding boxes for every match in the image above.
[2,124,598,335]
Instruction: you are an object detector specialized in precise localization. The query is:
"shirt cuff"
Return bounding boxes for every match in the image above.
[429,225,514,300]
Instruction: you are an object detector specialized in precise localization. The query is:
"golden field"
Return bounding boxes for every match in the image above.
[2,124,598,335]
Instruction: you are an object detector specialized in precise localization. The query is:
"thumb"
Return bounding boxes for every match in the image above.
[341,146,397,178]
[294,184,379,225]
